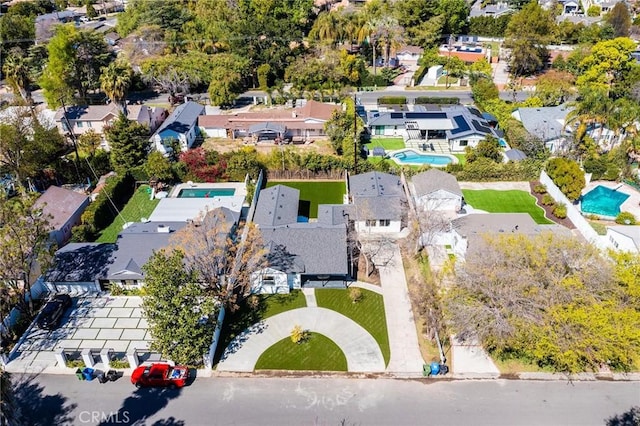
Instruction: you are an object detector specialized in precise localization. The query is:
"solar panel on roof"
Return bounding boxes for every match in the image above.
[450,115,471,135]
[390,112,404,119]
[468,107,483,118]
[405,112,447,119]
[472,120,492,134]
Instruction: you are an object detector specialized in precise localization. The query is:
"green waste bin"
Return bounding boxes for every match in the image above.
[75,368,84,380]
[422,364,430,377]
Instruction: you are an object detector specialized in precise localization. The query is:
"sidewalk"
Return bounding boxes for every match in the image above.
[450,336,500,377]
[375,244,425,374]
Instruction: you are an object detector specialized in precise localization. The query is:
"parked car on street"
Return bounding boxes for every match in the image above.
[130,363,189,389]
[37,294,72,330]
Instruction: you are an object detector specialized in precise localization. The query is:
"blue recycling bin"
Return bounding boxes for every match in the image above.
[430,362,440,376]
[82,367,95,381]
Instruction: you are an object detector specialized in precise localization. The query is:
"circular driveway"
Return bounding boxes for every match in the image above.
[217,307,385,373]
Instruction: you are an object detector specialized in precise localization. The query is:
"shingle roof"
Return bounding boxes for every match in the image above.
[54,105,119,121]
[253,185,300,226]
[261,225,348,275]
[154,101,204,137]
[317,204,352,226]
[45,243,116,283]
[412,169,462,198]
[505,149,527,161]
[514,105,572,141]
[105,221,187,280]
[608,226,640,249]
[34,186,89,229]
[349,172,404,197]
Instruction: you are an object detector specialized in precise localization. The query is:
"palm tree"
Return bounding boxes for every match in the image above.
[375,16,403,68]
[309,11,342,47]
[99,60,133,113]
[2,50,32,103]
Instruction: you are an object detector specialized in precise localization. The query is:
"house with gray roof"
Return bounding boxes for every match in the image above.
[34,186,90,247]
[251,184,350,293]
[504,148,527,162]
[348,171,406,234]
[151,101,205,155]
[606,226,640,252]
[439,213,573,261]
[511,105,571,152]
[43,243,116,293]
[411,169,462,212]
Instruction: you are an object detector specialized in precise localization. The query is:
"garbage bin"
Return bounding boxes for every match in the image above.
[97,373,107,384]
[439,364,449,375]
[75,368,84,380]
[430,362,441,376]
[422,364,429,377]
[106,370,119,382]
[82,367,95,381]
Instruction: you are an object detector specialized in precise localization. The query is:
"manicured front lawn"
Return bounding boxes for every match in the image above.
[315,288,390,366]
[214,291,306,365]
[266,181,345,218]
[454,154,466,165]
[365,137,406,151]
[96,185,160,243]
[462,189,553,225]
[255,332,347,371]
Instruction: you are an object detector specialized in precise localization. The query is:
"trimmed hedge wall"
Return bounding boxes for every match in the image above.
[414,97,460,105]
[377,96,407,105]
[81,173,135,232]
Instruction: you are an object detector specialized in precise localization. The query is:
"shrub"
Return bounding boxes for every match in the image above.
[414,97,460,105]
[553,203,567,219]
[110,356,130,369]
[542,194,556,206]
[66,359,86,368]
[290,325,309,344]
[349,287,363,304]
[546,158,585,202]
[377,96,407,105]
[615,212,637,225]
[81,172,135,234]
[533,184,547,194]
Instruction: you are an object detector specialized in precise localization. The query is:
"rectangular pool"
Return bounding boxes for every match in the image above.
[177,188,236,198]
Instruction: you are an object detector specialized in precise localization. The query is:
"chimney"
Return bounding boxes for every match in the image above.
[157,224,170,233]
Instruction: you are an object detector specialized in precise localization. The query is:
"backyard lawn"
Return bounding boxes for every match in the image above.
[315,288,390,366]
[96,185,160,243]
[266,181,345,218]
[365,137,405,151]
[255,333,347,371]
[462,189,553,224]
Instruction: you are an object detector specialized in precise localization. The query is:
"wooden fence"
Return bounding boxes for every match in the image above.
[265,169,346,181]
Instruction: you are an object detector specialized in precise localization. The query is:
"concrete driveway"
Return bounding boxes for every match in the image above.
[5,295,153,374]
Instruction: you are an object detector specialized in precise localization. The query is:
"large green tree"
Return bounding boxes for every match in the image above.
[207,53,251,107]
[546,157,585,201]
[2,49,33,103]
[605,3,631,37]
[100,59,133,112]
[104,114,150,172]
[504,1,555,77]
[142,250,217,365]
[444,232,640,373]
[39,24,111,108]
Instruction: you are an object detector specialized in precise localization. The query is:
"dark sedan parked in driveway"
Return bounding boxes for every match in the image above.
[37,294,72,330]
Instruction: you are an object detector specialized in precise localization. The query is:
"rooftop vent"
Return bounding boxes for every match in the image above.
[157,224,171,233]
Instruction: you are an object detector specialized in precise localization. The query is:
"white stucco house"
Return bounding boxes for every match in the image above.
[606,226,640,252]
[151,101,205,155]
[348,171,406,234]
[411,169,463,212]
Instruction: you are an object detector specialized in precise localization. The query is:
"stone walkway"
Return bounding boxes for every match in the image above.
[302,288,317,307]
[351,281,383,294]
[375,244,425,374]
[217,307,385,373]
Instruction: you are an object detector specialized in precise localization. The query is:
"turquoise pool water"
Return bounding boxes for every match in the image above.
[178,188,236,198]
[392,150,453,166]
[580,185,629,217]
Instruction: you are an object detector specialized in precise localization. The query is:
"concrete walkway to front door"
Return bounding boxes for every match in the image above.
[375,244,425,374]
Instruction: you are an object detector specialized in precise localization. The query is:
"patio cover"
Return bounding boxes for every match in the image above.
[248,122,286,135]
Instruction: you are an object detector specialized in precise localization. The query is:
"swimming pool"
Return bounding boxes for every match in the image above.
[177,188,236,198]
[391,149,454,166]
[580,185,629,217]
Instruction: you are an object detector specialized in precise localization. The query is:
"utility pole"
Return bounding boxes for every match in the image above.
[353,93,358,172]
[446,34,455,89]
[59,97,82,182]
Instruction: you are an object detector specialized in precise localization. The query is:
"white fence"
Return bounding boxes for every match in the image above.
[539,171,612,251]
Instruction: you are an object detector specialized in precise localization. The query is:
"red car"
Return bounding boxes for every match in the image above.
[130,363,188,389]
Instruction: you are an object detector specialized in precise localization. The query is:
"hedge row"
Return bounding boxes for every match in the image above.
[446,158,543,181]
[81,173,135,232]
[414,97,460,105]
[377,96,407,105]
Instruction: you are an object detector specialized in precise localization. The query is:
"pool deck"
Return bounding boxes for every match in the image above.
[582,181,640,219]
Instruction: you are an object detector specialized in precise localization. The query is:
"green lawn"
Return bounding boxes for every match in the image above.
[96,185,160,243]
[315,288,390,366]
[255,332,347,371]
[266,181,345,218]
[454,154,466,165]
[214,291,306,365]
[365,137,406,151]
[462,189,553,224]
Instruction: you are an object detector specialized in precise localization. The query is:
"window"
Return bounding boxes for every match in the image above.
[76,121,83,128]
[379,219,390,226]
[459,140,468,147]
[263,275,275,285]
[366,219,376,226]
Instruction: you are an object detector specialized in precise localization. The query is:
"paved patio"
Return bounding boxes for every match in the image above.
[5,295,153,373]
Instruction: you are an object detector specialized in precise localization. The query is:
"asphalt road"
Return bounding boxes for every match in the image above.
[11,374,640,426]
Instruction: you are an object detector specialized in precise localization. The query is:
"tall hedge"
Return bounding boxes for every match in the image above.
[414,97,460,105]
[377,96,407,105]
[81,172,135,232]
[546,157,585,202]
